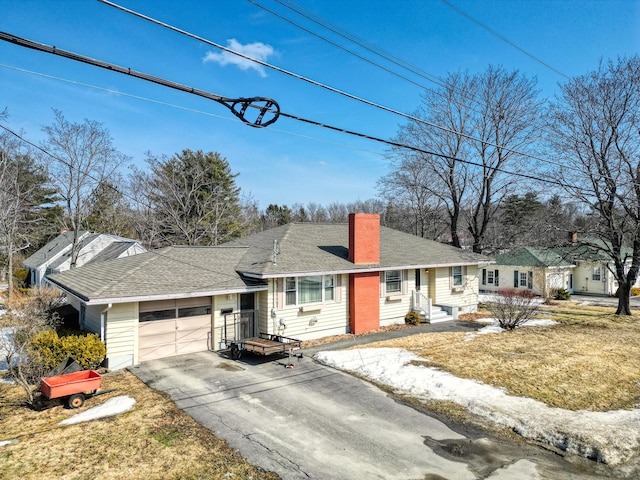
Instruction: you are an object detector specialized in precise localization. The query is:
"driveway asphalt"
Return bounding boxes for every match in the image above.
[130,322,607,480]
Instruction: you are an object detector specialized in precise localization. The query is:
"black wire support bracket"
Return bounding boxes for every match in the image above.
[0,30,280,128]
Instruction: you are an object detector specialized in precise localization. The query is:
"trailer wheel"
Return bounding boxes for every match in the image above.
[68,393,85,409]
[230,344,242,360]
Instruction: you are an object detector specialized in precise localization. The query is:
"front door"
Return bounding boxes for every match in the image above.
[238,293,257,339]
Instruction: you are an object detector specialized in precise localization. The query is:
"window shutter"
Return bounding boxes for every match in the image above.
[514,271,519,288]
[482,269,486,285]
[403,270,408,294]
[336,275,342,303]
[449,267,453,289]
[380,272,385,297]
[528,271,533,289]
[495,270,499,287]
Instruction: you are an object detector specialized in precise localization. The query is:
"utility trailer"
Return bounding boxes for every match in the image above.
[222,311,301,360]
[225,333,302,360]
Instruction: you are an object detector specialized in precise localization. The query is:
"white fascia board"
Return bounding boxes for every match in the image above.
[46,280,267,306]
[242,260,494,279]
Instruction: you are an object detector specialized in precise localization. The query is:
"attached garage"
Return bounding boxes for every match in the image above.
[138,298,213,362]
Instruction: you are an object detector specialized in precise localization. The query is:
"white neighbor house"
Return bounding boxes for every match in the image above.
[24,230,146,287]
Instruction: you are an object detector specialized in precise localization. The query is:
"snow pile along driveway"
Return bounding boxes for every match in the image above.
[315,348,640,465]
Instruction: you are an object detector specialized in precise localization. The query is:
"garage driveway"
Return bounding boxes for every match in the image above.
[130,348,600,480]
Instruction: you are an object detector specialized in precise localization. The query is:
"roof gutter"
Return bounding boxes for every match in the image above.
[242,260,495,279]
[47,280,267,306]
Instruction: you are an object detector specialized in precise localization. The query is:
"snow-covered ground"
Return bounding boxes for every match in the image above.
[58,395,136,426]
[316,332,640,466]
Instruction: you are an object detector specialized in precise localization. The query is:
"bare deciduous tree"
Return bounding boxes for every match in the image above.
[549,56,640,315]
[382,66,543,252]
[40,110,129,266]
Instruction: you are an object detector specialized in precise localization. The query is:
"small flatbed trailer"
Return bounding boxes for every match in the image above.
[226,333,302,360]
[40,370,114,409]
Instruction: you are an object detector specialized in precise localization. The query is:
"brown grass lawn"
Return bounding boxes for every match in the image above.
[363,302,640,412]
[0,369,279,480]
[2,302,638,478]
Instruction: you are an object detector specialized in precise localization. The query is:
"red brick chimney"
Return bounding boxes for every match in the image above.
[348,213,380,264]
[348,213,381,334]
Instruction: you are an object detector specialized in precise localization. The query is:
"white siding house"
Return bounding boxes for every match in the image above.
[47,215,493,368]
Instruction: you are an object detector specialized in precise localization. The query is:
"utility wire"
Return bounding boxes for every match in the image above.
[0,29,597,195]
[257,0,451,94]
[98,0,576,178]
[0,31,280,128]
[0,62,382,156]
[440,0,570,80]
[246,0,440,93]
[249,0,575,174]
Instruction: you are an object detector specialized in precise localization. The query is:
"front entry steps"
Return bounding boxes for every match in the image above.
[428,305,454,323]
[415,305,454,324]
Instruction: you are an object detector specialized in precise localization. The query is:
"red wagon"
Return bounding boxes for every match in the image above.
[40,370,103,409]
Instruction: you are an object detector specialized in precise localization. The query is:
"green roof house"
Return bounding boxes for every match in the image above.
[481,247,575,297]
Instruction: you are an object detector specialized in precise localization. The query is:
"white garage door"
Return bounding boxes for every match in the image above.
[139,298,212,362]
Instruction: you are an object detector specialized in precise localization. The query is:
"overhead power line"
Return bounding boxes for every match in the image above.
[0,31,280,128]
[248,0,577,174]
[0,32,589,197]
[0,63,382,156]
[97,0,575,178]
[440,0,569,80]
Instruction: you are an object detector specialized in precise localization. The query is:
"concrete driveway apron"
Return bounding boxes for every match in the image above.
[130,351,599,480]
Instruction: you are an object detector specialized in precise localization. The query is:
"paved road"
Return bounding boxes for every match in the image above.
[130,341,607,479]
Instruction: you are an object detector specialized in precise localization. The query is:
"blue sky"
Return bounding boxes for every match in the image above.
[1,0,638,208]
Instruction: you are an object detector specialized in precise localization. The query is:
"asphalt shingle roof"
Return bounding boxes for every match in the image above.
[227,223,492,276]
[48,223,492,303]
[493,247,575,268]
[85,241,141,264]
[48,233,101,269]
[23,231,89,268]
[47,246,262,302]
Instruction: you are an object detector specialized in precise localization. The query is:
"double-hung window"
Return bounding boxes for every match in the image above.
[520,272,528,287]
[285,275,335,305]
[385,270,402,294]
[592,267,602,281]
[452,266,464,287]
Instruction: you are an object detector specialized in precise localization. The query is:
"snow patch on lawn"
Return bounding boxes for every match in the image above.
[315,348,640,465]
[464,319,558,339]
[0,327,15,371]
[58,395,136,426]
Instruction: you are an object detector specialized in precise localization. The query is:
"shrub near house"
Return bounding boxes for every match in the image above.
[29,329,106,371]
[486,287,540,330]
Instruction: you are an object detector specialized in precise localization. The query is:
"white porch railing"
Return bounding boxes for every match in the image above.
[412,290,432,319]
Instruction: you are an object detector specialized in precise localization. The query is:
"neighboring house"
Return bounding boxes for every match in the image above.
[46,214,493,368]
[482,242,640,298]
[569,242,640,296]
[23,231,147,287]
[480,247,575,297]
